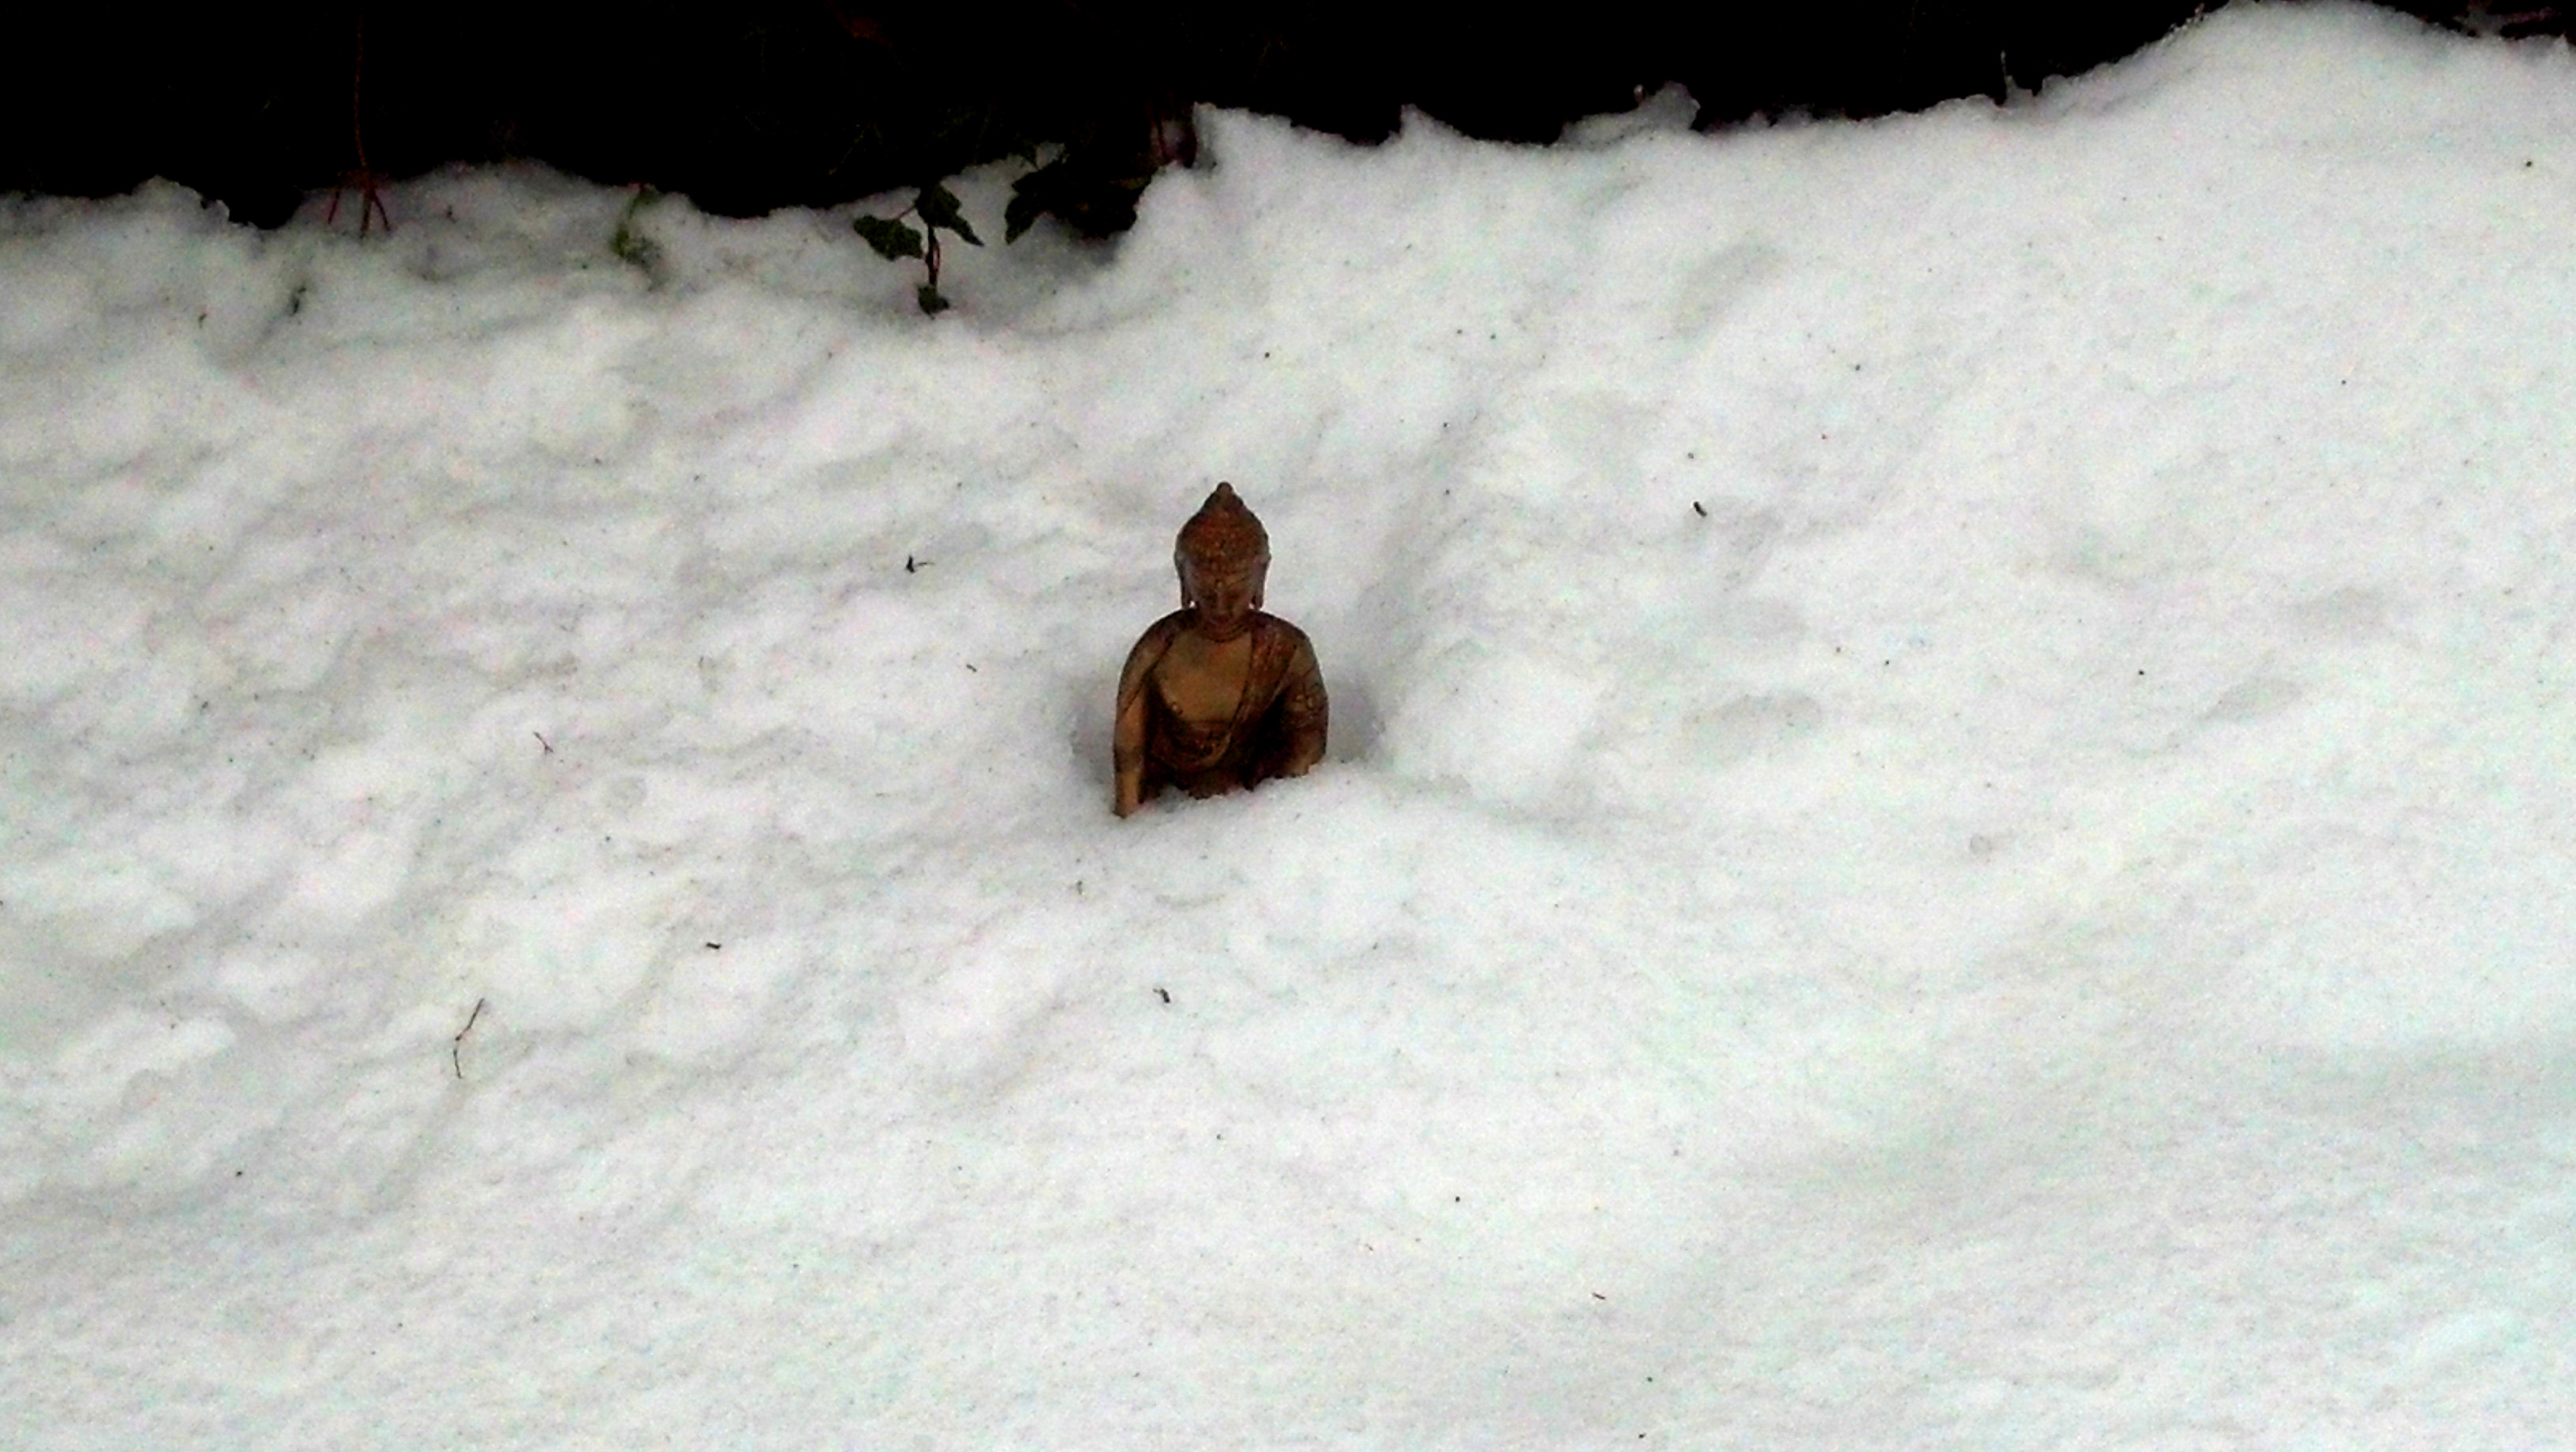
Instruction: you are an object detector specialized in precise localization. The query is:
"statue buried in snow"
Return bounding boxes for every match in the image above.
[1114,483,1328,817]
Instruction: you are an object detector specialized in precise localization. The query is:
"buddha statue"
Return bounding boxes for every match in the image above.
[1114,483,1329,817]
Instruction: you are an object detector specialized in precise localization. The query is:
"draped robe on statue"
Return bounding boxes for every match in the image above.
[1116,611,1329,799]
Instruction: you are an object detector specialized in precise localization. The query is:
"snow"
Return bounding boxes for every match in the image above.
[5,4,2574,1446]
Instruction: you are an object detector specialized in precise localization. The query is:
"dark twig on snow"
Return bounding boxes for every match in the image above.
[452,997,487,1079]
[326,16,395,235]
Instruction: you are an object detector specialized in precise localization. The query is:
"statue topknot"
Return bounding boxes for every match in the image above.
[1174,481,1270,589]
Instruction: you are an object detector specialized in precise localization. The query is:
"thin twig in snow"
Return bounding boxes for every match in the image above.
[453,997,488,1079]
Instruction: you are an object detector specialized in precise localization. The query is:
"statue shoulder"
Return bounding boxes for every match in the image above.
[1252,613,1319,669]
[1252,612,1314,653]
[1118,612,1192,697]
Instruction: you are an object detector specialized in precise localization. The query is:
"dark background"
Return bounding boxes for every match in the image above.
[1,3,2560,230]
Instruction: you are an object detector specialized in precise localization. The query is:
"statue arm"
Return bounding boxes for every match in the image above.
[1113,616,1181,817]
[1113,687,1149,817]
[1275,636,1328,777]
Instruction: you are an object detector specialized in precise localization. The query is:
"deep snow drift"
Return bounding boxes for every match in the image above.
[4,6,2572,1446]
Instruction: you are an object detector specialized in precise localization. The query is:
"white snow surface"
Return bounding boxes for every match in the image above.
[6,6,2574,1446]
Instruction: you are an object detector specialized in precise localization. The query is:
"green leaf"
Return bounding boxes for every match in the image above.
[916,284,952,316]
[915,184,982,246]
[611,185,664,271]
[1006,162,1072,244]
[854,215,924,262]
[1004,189,1045,245]
[611,227,661,271]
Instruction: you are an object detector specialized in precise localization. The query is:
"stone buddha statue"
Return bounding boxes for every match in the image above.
[1114,483,1329,817]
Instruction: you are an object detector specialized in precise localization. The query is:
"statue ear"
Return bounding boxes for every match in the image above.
[1174,556,1194,609]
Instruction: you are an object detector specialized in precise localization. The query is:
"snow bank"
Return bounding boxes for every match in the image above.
[3,6,2571,1446]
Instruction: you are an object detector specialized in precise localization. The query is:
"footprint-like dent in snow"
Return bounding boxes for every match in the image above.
[1683,691,1825,765]
[2289,586,2394,642]
[2203,674,2303,724]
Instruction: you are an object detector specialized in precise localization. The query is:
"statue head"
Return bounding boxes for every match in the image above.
[1174,482,1268,638]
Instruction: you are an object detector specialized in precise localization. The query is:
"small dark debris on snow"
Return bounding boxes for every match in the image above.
[451,997,489,1079]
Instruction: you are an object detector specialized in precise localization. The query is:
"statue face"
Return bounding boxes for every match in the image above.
[1184,556,1264,639]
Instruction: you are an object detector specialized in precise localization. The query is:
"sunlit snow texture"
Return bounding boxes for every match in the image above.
[5,6,2574,1447]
